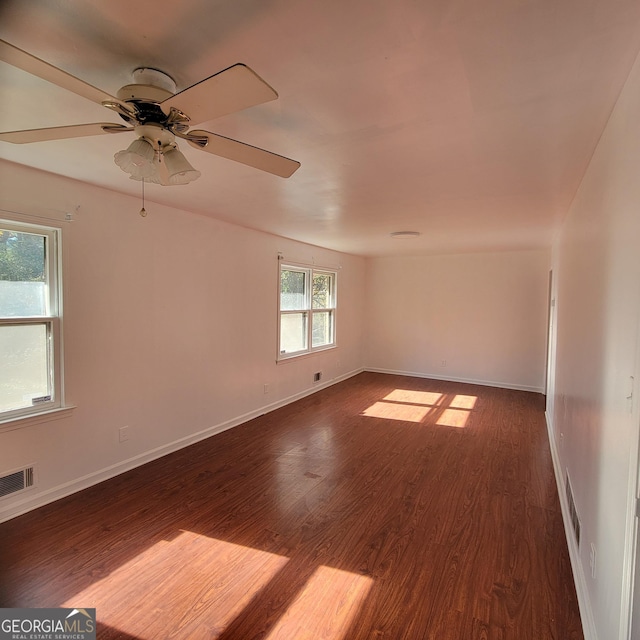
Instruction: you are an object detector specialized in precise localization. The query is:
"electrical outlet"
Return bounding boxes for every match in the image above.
[440,360,447,367]
[263,383,269,394]
[119,426,130,443]
[590,543,596,579]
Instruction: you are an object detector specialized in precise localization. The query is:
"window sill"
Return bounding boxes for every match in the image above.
[277,344,337,363]
[0,405,76,433]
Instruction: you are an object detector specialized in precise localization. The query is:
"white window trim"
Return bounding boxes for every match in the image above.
[0,218,66,423]
[277,261,337,361]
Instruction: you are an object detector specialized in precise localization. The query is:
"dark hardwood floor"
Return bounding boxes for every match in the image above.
[0,372,583,639]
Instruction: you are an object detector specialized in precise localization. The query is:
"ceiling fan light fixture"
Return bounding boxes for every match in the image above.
[163,146,201,185]
[129,168,162,184]
[114,137,156,178]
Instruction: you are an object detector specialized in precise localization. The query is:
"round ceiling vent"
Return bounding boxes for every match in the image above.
[390,231,420,239]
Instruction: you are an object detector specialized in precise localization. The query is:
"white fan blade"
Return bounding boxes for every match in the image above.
[0,123,129,144]
[187,129,300,178]
[161,64,278,125]
[0,39,116,105]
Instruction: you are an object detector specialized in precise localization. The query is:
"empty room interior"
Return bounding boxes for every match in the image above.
[1,1,640,639]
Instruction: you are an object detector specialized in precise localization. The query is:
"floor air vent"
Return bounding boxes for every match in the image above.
[565,471,580,547]
[0,466,35,499]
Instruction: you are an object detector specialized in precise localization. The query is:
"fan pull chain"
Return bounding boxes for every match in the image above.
[139,177,147,217]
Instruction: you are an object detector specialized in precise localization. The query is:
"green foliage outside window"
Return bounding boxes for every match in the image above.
[0,230,46,282]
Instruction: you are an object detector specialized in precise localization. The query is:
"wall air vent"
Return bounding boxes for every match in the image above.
[565,471,580,547]
[0,466,35,500]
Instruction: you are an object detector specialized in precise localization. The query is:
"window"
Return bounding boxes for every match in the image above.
[279,263,337,359]
[0,220,63,421]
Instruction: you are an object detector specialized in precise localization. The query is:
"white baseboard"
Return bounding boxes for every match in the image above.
[0,368,364,523]
[545,410,597,640]
[365,367,544,393]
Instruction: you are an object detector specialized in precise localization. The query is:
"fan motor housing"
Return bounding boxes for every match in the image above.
[117,83,174,103]
[117,67,177,103]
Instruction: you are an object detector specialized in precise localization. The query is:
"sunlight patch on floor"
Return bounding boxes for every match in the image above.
[63,530,289,639]
[436,395,476,427]
[361,388,478,427]
[362,400,431,422]
[436,408,470,428]
[383,389,443,405]
[450,394,477,409]
[264,566,373,640]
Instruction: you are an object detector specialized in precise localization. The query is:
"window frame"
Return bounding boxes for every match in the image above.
[278,261,337,361]
[0,219,64,423]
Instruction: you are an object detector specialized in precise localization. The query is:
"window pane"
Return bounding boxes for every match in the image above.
[0,323,51,413]
[312,310,333,347]
[0,230,47,317]
[280,269,307,310]
[280,312,308,354]
[312,273,333,309]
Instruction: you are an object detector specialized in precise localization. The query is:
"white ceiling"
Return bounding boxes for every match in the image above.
[1,0,639,257]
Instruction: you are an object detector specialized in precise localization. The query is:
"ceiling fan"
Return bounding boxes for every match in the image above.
[0,39,300,185]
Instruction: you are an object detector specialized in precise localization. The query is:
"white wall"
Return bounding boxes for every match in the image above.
[0,161,366,522]
[549,50,640,640]
[365,250,550,392]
